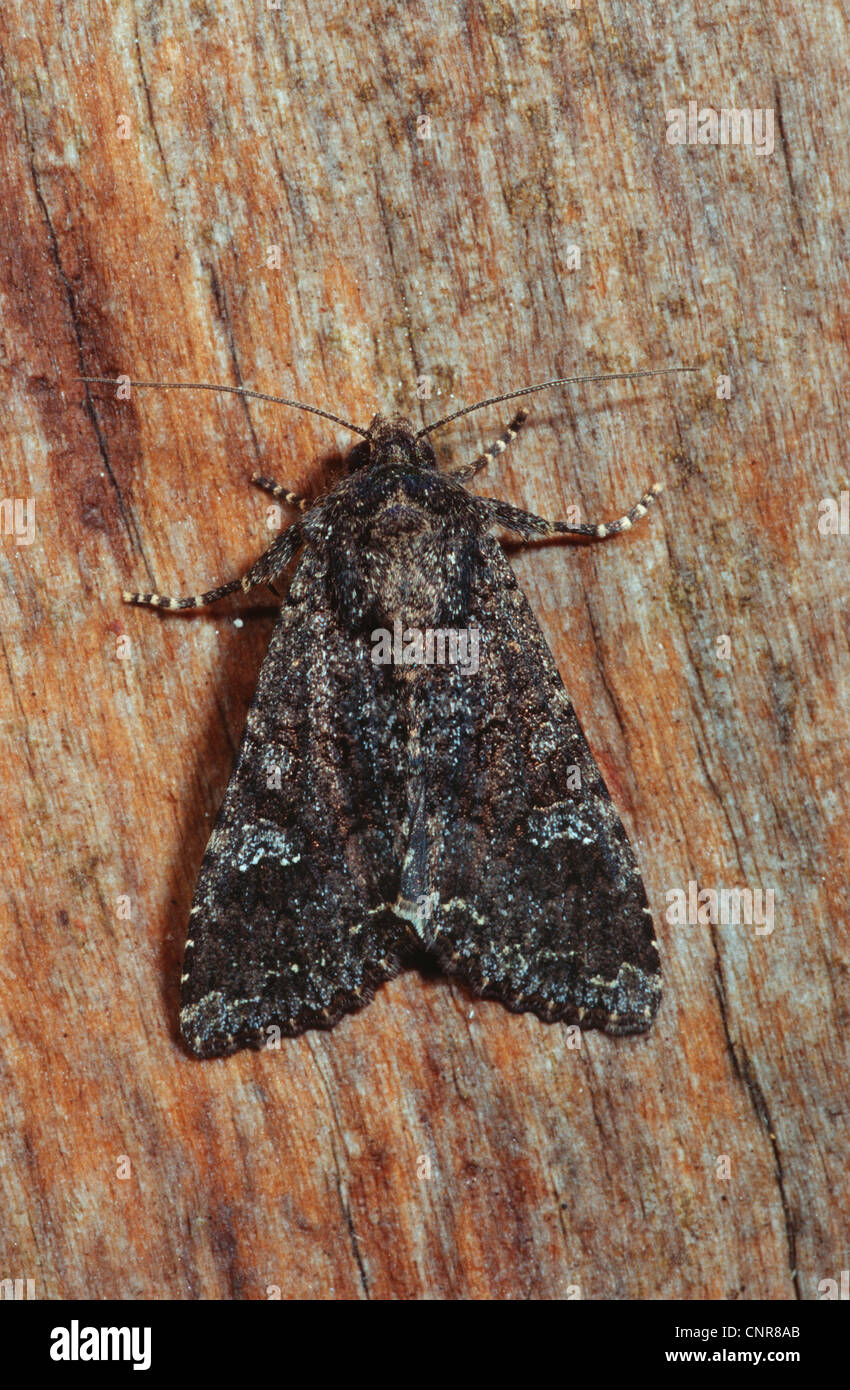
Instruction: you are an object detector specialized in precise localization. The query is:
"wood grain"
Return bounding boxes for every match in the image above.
[1,0,847,1299]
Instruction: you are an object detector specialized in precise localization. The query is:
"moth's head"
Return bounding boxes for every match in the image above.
[345,413,438,475]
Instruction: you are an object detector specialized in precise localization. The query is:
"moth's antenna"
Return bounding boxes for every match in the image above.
[77,377,370,438]
[415,364,700,439]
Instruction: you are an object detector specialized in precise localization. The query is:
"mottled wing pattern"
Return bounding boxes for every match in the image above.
[180,550,410,1057]
[412,538,662,1034]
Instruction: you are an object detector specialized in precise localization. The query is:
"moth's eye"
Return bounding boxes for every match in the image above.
[346,441,371,474]
[416,440,438,471]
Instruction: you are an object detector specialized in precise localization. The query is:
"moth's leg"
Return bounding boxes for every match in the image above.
[448,409,529,482]
[123,523,303,610]
[251,474,311,512]
[488,482,664,540]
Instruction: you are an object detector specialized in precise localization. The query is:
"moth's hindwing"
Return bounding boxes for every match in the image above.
[409,539,662,1034]
[179,551,410,1058]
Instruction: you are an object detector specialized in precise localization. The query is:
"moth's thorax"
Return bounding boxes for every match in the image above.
[362,477,459,629]
[315,451,481,633]
[365,469,446,532]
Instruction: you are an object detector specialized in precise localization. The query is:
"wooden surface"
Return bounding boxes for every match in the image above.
[1,0,848,1300]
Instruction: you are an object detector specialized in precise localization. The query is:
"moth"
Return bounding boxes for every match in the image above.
[83,366,694,1058]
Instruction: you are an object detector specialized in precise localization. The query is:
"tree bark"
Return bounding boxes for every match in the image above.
[0,0,846,1299]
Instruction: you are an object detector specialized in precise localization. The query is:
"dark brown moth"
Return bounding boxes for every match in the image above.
[82,366,695,1057]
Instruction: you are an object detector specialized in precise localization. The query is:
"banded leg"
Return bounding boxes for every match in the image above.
[252,474,311,512]
[123,522,303,610]
[449,409,529,482]
[488,482,664,539]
